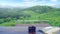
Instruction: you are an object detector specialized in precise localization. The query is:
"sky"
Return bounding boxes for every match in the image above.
[0,0,60,8]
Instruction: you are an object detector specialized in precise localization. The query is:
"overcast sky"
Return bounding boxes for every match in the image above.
[0,0,60,7]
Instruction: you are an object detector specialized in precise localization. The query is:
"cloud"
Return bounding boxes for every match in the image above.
[23,0,32,2]
[0,0,58,8]
[23,0,40,2]
[0,0,43,7]
[50,0,58,2]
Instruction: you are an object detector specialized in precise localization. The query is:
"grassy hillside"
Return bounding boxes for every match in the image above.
[0,6,60,26]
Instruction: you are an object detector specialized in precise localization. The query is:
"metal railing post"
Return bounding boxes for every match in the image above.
[28,26,36,34]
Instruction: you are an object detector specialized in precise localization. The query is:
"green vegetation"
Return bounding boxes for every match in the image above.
[0,6,60,26]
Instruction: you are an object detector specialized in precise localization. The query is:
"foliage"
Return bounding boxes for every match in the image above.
[0,6,60,26]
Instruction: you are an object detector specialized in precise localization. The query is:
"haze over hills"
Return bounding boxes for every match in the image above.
[0,6,60,26]
[0,5,60,8]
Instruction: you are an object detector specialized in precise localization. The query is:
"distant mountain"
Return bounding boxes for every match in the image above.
[23,6,57,14]
[0,6,60,26]
[21,6,60,26]
[54,4,60,8]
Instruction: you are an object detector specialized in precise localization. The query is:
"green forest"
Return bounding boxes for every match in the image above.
[0,6,60,26]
